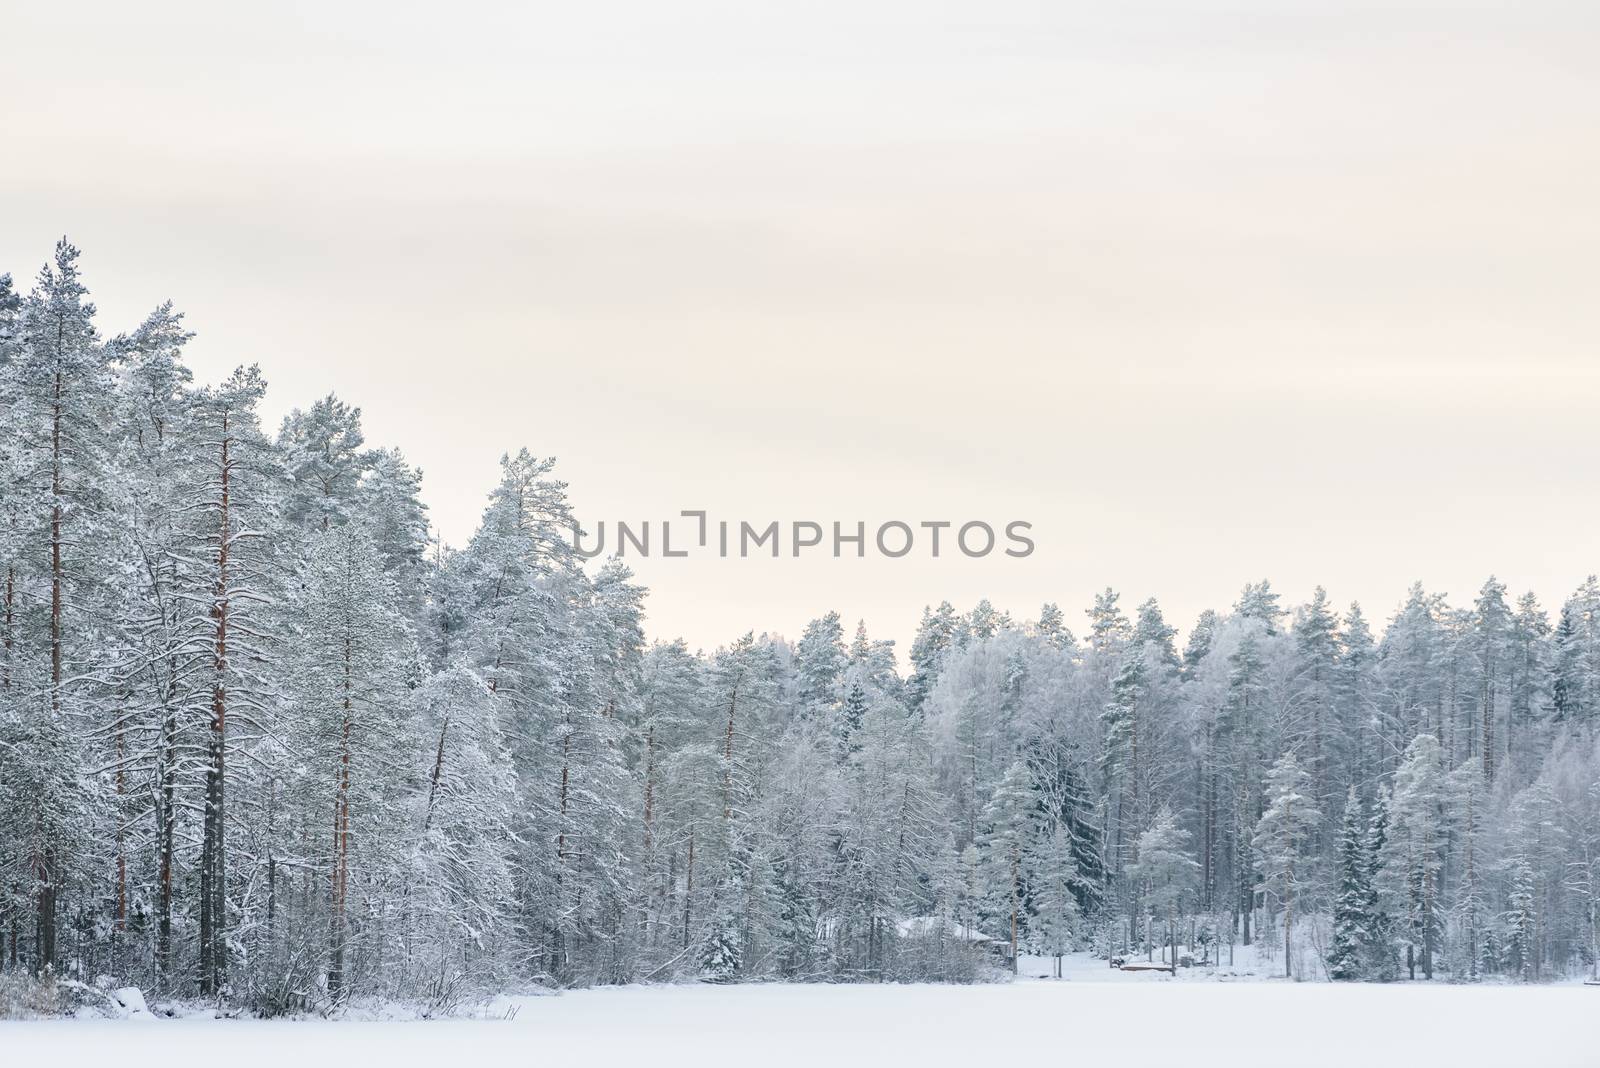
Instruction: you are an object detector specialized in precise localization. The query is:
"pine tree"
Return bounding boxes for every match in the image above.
[1381,734,1446,980]
[1339,603,1377,790]
[104,302,199,984]
[1222,627,1268,945]
[1472,576,1511,784]
[359,447,431,625]
[1328,788,1372,980]
[1290,587,1341,828]
[1448,760,1488,978]
[979,761,1036,972]
[1362,788,1399,980]
[1126,809,1198,964]
[1181,608,1217,680]
[1553,577,1600,725]
[1505,592,1548,778]
[1503,857,1538,981]
[1028,821,1080,976]
[1035,602,1074,650]
[699,883,743,982]
[1234,580,1284,634]
[907,601,960,714]
[278,394,372,534]
[412,663,517,989]
[1086,588,1130,654]
[285,522,415,1000]
[1102,649,1147,879]
[967,599,1008,641]
[1253,751,1320,978]
[10,240,112,976]
[1131,598,1178,667]
[796,611,846,724]
[1025,738,1106,918]
[191,365,278,997]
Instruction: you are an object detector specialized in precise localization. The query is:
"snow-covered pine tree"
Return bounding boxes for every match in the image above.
[1327,787,1372,980]
[358,447,431,628]
[1290,587,1342,836]
[1253,751,1321,978]
[795,610,845,727]
[5,241,113,977]
[189,365,279,997]
[410,663,516,987]
[284,522,415,1000]
[1552,577,1600,726]
[278,394,372,535]
[906,601,961,715]
[1025,736,1106,920]
[1181,608,1217,680]
[103,302,200,986]
[1101,648,1147,883]
[1505,592,1549,779]
[1126,808,1198,964]
[1338,604,1377,792]
[1448,760,1488,978]
[1035,602,1074,650]
[979,761,1036,972]
[1362,788,1399,980]
[1221,626,1269,945]
[1380,734,1446,980]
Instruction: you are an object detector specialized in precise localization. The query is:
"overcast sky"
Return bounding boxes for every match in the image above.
[4,2,1599,655]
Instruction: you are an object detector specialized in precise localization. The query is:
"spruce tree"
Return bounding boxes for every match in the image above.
[1327,788,1371,980]
[1362,789,1399,980]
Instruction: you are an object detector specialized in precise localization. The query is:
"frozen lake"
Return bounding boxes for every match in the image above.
[4,974,1593,1068]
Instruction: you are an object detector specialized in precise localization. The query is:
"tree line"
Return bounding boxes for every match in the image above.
[0,242,1596,1009]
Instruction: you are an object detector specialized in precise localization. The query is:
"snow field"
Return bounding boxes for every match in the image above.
[4,977,1592,1068]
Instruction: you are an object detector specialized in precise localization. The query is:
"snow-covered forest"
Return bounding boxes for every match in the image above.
[1,242,1598,1013]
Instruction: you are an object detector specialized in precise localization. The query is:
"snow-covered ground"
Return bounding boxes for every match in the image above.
[4,966,1593,1068]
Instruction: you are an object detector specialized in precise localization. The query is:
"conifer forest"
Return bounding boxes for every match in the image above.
[1,242,1598,1014]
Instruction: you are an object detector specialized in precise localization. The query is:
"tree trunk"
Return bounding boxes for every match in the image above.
[423,716,450,833]
[50,370,62,716]
[199,416,231,996]
[33,845,55,977]
[115,692,127,942]
[1284,795,1294,979]
[1421,828,1435,980]
[722,684,739,821]
[330,625,354,1000]
[1283,881,1293,979]
[1482,663,1495,784]
[682,826,696,949]
[1009,851,1019,974]
[156,704,176,983]
[642,725,656,853]
[1128,695,1140,844]
[3,564,12,690]
[1464,790,1478,979]
[557,723,571,863]
[38,369,63,974]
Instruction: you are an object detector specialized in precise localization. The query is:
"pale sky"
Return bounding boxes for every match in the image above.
[3,2,1599,656]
